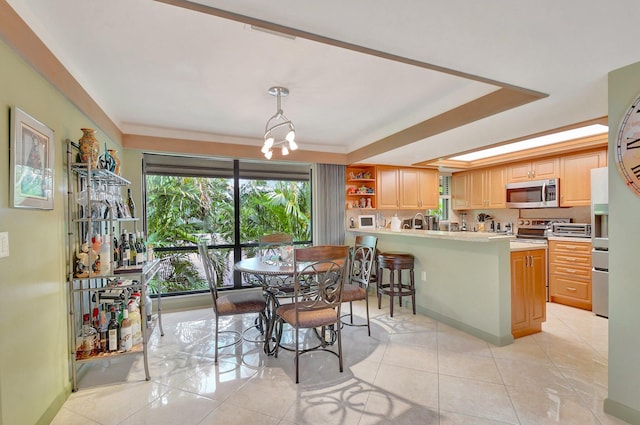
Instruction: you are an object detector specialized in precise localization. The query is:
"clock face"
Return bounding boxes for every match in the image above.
[615,93,640,197]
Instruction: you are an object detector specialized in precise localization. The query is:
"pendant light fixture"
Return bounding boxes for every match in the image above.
[261,86,297,159]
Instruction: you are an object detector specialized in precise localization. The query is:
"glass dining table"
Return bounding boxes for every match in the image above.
[234,256,300,355]
[234,256,343,355]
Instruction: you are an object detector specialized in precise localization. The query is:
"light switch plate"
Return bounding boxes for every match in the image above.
[0,232,9,258]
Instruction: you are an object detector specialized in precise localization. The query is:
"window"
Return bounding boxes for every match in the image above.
[143,155,311,294]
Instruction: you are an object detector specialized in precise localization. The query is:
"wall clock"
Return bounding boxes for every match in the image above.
[615,92,640,197]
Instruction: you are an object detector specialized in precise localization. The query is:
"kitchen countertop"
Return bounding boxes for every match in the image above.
[348,227,513,242]
[547,236,592,243]
[510,241,548,251]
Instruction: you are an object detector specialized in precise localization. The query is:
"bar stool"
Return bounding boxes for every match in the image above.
[376,252,416,317]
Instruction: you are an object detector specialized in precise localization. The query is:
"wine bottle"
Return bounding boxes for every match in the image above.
[127,188,135,218]
[99,309,108,353]
[135,232,145,265]
[112,227,120,266]
[128,232,137,266]
[107,308,120,352]
[120,231,130,268]
[119,309,132,352]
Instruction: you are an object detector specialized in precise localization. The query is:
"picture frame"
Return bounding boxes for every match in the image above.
[357,214,376,229]
[10,106,55,209]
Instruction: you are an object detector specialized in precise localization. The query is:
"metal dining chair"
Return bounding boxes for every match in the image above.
[274,245,349,383]
[197,241,267,363]
[342,235,377,336]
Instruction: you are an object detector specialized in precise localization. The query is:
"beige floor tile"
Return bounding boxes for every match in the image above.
[495,358,575,395]
[381,342,438,373]
[439,410,519,425]
[507,385,601,425]
[439,375,519,424]
[372,363,439,409]
[358,392,439,425]
[199,401,280,425]
[438,349,503,384]
[118,388,219,425]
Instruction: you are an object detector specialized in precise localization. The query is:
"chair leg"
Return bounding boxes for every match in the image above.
[214,316,219,364]
[337,319,343,373]
[389,269,395,317]
[410,269,416,314]
[274,318,283,358]
[295,327,300,384]
[365,294,371,336]
[349,301,354,324]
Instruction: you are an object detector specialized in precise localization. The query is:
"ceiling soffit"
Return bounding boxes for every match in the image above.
[154,0,548,162]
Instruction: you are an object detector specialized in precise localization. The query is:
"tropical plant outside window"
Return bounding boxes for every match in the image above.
[145,170,311,296]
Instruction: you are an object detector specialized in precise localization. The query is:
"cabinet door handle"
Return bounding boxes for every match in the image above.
[566,287,577,292]
[531,170,535,178]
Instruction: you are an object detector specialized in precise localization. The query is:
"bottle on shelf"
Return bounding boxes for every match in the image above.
[120,309,133,352]
[128,298,142,346]
[79,313,98,359]
[99,233,112,275]
[135,232,145,265]
[144,288,153,324]
[107,308,120,352]
[112,227,120,267]
[128,232,137,266]
[99,309,108,353]
[127,188,135,218]
[120,230,130,268]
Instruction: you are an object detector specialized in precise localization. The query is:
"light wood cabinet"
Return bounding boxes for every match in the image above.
[376,166,439,209]
[507,157,559,183]
[511,249,547,338]
[452,166,506,210]
[549,239,592,310]
[346,165,377,209]
[468,166,506,209]
[559,149,607,207]
[451,172,469,210]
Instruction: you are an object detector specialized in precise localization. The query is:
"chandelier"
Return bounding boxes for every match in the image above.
[261,86,297,159]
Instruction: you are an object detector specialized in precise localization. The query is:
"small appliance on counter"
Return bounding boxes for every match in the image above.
[551,223,592,238]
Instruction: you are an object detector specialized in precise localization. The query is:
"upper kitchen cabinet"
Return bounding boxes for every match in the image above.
[468,166,507,209]
[376,166,439,209]
[452,166,506,210]
[507,157,559,183]
[559,148,607,207]
[346,164,377,209]
[451,172,469,210]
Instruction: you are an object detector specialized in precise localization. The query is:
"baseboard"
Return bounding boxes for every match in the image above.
[35,385,71,425]
[419,306,514,347]
[604,398,640,424]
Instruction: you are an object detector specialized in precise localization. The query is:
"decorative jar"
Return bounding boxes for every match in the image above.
[78,128,99,168]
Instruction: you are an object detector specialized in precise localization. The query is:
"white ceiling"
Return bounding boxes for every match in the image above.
[7,0,639,165]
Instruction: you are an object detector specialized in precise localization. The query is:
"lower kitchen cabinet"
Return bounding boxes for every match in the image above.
[549,239,592,310]
[511,249,547,338]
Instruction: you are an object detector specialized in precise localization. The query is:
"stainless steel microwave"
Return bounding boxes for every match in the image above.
[506,178,559,208]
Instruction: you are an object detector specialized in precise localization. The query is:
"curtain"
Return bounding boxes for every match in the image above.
[313,163,346,245]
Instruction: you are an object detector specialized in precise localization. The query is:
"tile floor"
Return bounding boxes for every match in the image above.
[51,298,629,425]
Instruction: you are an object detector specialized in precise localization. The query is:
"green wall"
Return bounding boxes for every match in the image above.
[0,39,120,425]
[605,62,640,424]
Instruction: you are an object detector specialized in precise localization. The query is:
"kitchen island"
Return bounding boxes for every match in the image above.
[346,228,515,346]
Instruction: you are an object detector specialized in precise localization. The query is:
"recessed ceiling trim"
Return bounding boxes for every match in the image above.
[153,0,547,97]
[347,87,544,164]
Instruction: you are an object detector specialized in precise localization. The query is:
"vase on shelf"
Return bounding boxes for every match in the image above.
[108,149,121,175]
[78,128,99,169]
[98,143,116,173]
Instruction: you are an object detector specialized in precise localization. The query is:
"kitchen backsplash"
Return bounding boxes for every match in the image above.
[348,206,591,232]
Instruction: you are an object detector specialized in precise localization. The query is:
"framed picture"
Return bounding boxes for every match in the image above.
[10,107,55,209]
